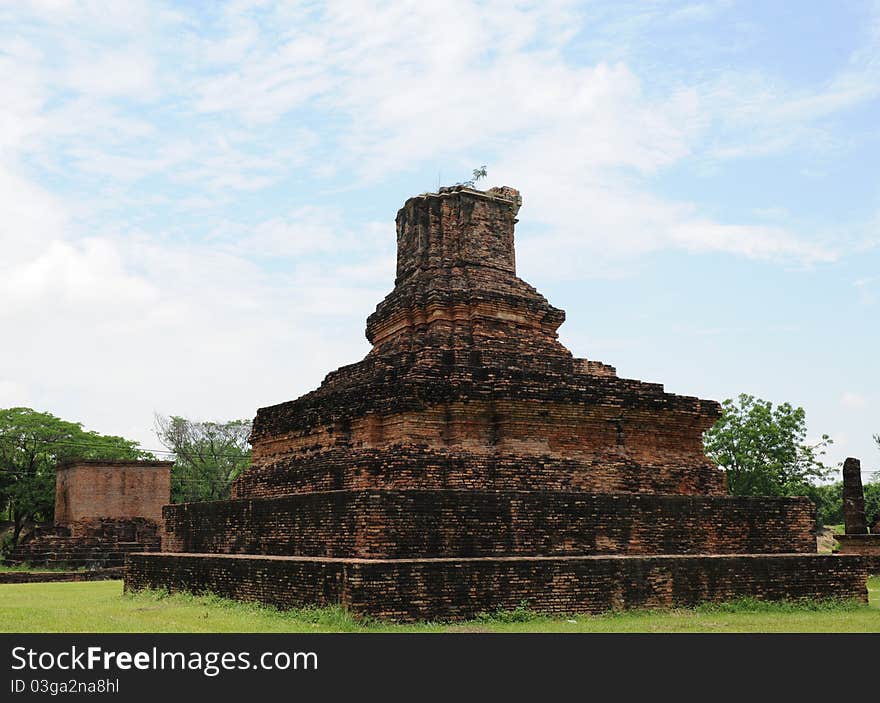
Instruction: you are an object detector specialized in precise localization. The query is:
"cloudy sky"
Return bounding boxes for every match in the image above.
[1,1,878,478]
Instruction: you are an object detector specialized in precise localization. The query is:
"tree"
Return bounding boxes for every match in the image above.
[0,407,149,546]
[865,482,880,528]
[704,394,832,497]
[801,481,843,526]
[154,415,251,503]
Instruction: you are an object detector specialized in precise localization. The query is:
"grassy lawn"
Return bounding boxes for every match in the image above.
[0,576,877,633]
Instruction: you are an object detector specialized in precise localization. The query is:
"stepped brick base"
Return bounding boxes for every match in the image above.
[125,552,868,622]
[161,490,816,558]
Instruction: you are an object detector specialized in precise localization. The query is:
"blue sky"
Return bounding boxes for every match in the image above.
[1,1,877,479]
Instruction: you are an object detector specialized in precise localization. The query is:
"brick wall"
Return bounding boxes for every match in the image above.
[162,490,815,558]
[0,568,124,584]
[126,553,868,621]
[55,461,172,525]
[234,448,724,499]
[8,518,162,568]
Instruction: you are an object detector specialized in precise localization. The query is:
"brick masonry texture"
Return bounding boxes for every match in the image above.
[126,553,868,622]
[233,447,722,499]
[834,535,880,574]
[55,460,172,524]
[842,457,868,535]
[125,186,869,618]
[8,518,162,568]
[161,491,816,558]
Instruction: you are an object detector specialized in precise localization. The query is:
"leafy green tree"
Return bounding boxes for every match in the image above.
[799,482,843,526]
[154,415,251,503]
[865,482,880,528]
[704,394,832,496]
[0,407,149,546]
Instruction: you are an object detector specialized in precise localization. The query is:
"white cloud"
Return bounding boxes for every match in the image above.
[65,50,158,100]
[235,207,393,258]
[840,392,868,409]
[0,0,877,448]
[174,1,841,271]
[0,379,31,408]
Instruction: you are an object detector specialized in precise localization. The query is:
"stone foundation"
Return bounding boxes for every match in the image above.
[126,552,868,622]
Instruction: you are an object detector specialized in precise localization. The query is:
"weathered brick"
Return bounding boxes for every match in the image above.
[161,491,816,558]
[125,553,869,622]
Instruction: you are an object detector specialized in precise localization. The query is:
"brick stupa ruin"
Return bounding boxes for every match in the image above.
[126,186,868,619]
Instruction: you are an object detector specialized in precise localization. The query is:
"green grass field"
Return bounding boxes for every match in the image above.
[1,577,878,632]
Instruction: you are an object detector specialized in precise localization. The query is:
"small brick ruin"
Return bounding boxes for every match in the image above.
[835,457,880,573]
[126,186,869,619]
[9,460,172,569]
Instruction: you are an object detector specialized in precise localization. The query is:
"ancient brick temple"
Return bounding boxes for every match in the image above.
[9,460,171,569]
[126,186,868,619]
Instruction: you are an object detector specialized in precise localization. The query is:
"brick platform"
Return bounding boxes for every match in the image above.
[161,490,816,558]
[126,552,868,621]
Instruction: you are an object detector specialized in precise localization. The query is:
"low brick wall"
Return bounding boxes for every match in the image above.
[162,490,816,558]
[125,553,867,621]
[8,519,161,568]
[0,567,124,584]
[125,554,346,610]
[835,535,880,574]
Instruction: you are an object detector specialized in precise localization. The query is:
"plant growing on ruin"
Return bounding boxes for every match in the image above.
[443,165,488,190]
[466,165,487,187]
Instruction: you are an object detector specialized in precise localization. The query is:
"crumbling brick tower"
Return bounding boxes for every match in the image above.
[126,186,867,619]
